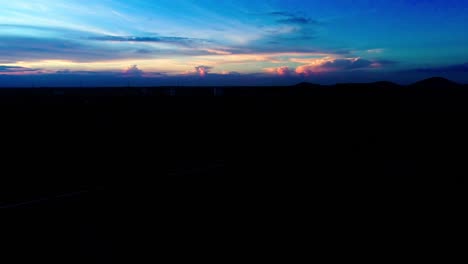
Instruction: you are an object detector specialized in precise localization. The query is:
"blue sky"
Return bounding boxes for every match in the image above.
[1,0,468,86]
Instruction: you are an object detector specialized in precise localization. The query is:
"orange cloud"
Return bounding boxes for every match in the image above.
[290,57,335,65]
[291,57,338,75]
[204,49,233,55]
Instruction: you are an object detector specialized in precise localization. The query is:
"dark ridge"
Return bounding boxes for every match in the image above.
[410,77,460,87]
[292,82,322,88]
[334,81,400,88]
[371,81,401,88]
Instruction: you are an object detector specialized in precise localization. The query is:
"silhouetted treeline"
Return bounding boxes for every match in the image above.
[1,77,467,113]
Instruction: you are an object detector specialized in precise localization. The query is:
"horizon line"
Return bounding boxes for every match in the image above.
[0,77,466,88]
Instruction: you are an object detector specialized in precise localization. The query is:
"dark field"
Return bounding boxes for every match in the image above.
[1,77,464,262]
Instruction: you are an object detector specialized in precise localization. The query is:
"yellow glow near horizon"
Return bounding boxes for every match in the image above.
[8,52,339,75]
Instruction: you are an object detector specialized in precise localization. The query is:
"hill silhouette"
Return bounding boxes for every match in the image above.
[410,77,460,88]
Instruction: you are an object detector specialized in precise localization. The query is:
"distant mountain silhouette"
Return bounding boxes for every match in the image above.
[410,77,460,88]
[292,82,322,88]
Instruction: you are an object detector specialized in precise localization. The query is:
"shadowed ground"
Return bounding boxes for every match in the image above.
[1,77,464,262]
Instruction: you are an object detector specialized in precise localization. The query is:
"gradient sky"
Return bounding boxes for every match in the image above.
[1,0,468,86]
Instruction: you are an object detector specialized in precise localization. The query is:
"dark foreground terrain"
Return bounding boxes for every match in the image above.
[1,77,464,262]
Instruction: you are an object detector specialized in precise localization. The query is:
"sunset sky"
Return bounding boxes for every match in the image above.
[1,0,468,86]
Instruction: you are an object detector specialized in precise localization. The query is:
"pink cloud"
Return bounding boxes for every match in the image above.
[295,65,316,76]
[295,58,378,76]
[264,66,293,76]
[195,65,213,77]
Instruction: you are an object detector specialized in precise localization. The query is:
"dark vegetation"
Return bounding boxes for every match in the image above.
[1,77,464,262]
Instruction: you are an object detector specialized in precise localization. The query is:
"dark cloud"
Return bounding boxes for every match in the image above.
[55,70,119,75]
[123,65,144,77]
[0,66,29,72]
[269,11,290,16]
[266,34,317,43]
[267,41,281,45]
[1,24,214,48]
[260,11,321,47]
[0,36,221,63]
[0,65,38,74]
[135,49,153,54]
[88,35,212,47]
[55,68,165,78]
[0,24,217,62]
[223,45,350,56]
[277,17,318,25]
[0,25,138,62]
[269,11,319,25]
[224,71,241,76]
[0,37,133,62]
[321,59,373,70]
